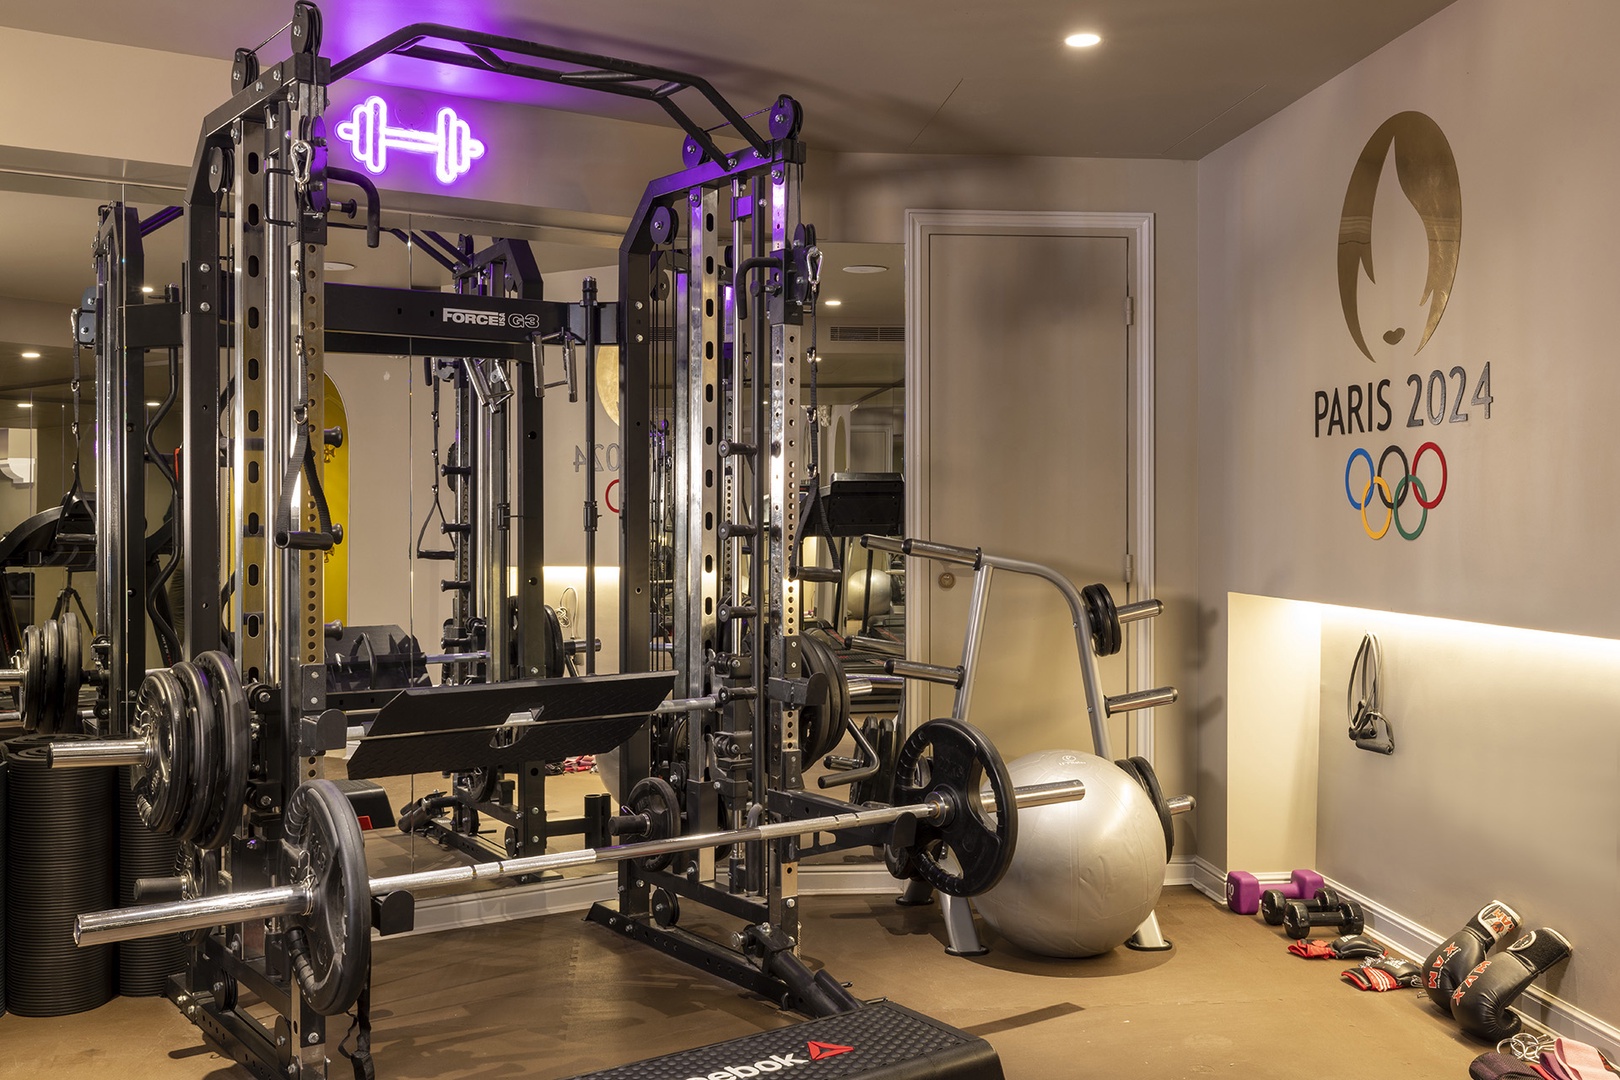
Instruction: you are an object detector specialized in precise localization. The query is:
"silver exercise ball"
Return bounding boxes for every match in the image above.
[972,749,1167,957]
[844,565,893,617]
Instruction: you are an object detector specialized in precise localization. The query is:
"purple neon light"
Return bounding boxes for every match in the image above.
[334,95,486,185]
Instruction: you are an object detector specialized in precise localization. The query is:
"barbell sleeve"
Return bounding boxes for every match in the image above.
[1165,794,1196,815]
[1116,599,1163,623]
[48,739,150,769]
[884,659,964,686]
[860,534,982,567]
[1105,686,1179,715]
[74,779,1085,949]
[0,667,23,686]
[78,885,312,947]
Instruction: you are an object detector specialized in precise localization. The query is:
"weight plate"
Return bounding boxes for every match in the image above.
[891,717,1017,897]
[19,624,41,731]
[626,776,681,873]
[285,779,371,1016]
[60,610,83,730]
[453,766,497,805]
[799,635,849,763]
[543,605,567,678]
[195,651,249,851]
[1098,584,1121,656]
[39,619,63,733]
[176,842,221,945]
[132,669,190,834]
[1126,755,1174,860]
[172,661,219,844]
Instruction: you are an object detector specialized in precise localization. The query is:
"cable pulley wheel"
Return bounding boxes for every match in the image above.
[195,651,250,850]
[1082,583,1122,657]
[283,779,370,1016]
[131,668,191,835]
[172,661,220,844]
[625,776,682,873]
[889,717,1018,897]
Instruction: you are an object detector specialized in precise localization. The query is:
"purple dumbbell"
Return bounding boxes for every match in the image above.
[1225,869,1325,915]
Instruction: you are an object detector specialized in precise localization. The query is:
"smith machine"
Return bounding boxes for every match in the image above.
[29,6,1169,1079]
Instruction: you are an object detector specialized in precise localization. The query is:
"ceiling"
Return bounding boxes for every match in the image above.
[1,1,1456,159]
[0,0,1456,400]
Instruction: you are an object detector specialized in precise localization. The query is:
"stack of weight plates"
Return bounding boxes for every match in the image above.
[117,765,186,995]
[3,734,116,1016]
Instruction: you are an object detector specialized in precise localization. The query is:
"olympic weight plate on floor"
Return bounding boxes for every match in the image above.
[890,717,1017,897]
[131,668,191,835]
[283,779,371,1016]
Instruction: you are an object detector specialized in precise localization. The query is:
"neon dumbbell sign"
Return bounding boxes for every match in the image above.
[335,95,486,185]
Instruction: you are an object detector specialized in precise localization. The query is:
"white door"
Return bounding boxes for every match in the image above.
[918,230,1133,761]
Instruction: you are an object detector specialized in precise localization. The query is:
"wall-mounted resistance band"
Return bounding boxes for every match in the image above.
[1346,632,1394,754]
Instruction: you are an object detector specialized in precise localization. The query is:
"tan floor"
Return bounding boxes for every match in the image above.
[0,886,1490,1079]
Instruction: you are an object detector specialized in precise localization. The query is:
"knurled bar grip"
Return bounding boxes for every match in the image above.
[860,534,981,568]
[75,779,1087,948]
[884,659,964,686]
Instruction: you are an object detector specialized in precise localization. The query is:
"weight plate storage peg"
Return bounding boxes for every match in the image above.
[890,717,1018,897]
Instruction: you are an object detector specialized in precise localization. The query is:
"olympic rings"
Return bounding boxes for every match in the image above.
[1392,475,1428,540]
[1375,445,1410,509]
[1360,477,1393,539]
[1412,442,1447,508]
[1344,448,1375,510]
[1343,442,1447,541]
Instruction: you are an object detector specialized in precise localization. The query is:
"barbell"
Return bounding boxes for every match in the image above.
[74,717,1084,1016]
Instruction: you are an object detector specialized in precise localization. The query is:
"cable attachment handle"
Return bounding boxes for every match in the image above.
[1346,632,1394,754]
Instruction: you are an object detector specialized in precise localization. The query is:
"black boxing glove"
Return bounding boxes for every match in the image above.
[1342,956,1422,991]
[1450,928,1572,1041]
[1423,900,1522,1012]
[1330,934,1385,960]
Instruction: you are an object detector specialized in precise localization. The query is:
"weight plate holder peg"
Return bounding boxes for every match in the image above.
[74,723,1087,1015]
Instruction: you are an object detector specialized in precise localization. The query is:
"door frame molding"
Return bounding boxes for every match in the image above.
[904,209,1159,761]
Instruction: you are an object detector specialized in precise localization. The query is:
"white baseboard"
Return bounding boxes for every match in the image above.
[1189,856,1227,903]
[1165,855,1198,887]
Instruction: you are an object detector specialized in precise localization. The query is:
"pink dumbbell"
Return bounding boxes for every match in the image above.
[1225,869,1325,915]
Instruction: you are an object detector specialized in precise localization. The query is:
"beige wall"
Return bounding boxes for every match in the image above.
[1198,0,1620,1032]
[808,150,1203,856]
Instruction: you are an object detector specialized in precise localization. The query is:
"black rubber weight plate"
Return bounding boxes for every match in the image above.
[1124,755,1174,860]
[195,651,249,851]
[172,661,218,844]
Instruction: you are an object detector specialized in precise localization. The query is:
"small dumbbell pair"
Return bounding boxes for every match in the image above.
[1225,868,1323,915]
[1274,888,1366,940]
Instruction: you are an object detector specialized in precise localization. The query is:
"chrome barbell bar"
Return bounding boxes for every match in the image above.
[76,777,1086,948]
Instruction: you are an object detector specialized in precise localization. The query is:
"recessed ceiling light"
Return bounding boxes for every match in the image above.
[17,402,33,410]
[842,264,888,274]
[1065,32,1102,48]
[824,299,843,307]
[324,260,356,271]
[140,285,155,294]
